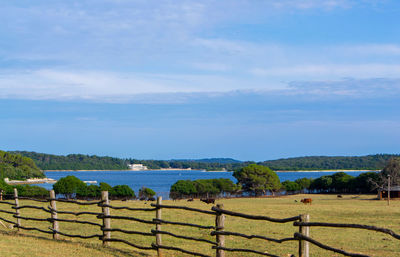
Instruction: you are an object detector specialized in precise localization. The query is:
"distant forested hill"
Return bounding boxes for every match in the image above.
[12,151,399,171]
[259,154,399,171]
[12,151,127,170]
[174,158,242,164]
[0,150,45,179]
[126,159,250,171]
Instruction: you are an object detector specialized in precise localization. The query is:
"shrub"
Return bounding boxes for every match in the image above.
[53,175,87,198]
[110,185,135,199]
[139,187,156,200]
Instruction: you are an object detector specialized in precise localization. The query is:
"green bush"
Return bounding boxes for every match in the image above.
[170,178,239,199]
[111,185,135,199]
[282,180,301,193]
[53,175,87,198]
[139,187,156,200]
[233,164,281,196]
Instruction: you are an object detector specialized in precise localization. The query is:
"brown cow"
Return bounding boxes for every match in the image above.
[200,198,215,204]
[300,198,312,205]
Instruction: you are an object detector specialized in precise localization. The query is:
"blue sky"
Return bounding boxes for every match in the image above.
[1,0,399,161]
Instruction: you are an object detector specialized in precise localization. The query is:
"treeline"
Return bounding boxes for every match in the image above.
[261,155,399,171]
[11,151,400,171]
[282,172,380,194]
[12,151,127,170]
[0,175,155,200]
[0,150,45,180]
[53,176,156,200]
[169,178,240,199]
[127,159,253,171]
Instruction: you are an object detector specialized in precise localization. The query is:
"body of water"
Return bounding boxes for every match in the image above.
[36,170,375,199]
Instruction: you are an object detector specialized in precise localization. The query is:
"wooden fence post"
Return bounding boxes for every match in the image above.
[299,214,310,257]
[156,196,163,257]
[101,191,111,246]
[215,204,225,257]
[50,190,59,240]
[14,188,20,231]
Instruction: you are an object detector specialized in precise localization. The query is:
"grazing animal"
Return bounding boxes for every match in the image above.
[200,198,215,204]
[187,198,194,202]
[294,200,298,202]
[337,195,343,198]
[300,198,312,205]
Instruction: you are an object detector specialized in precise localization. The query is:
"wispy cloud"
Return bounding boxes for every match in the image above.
[288,78,400,97]
[250,64,400,78]
[0,0,399,103]
[0,69,264,102]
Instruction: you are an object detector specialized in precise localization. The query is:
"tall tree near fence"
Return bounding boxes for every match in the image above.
[379,158,400,187]
[233,164,281,196]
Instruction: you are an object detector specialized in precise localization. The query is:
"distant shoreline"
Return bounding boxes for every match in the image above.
[43,169,379,172]
[43,169,204,172]
[276,169,379,172]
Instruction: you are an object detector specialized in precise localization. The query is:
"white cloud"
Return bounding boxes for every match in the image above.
[1,68,399,102]
[0,69,272,102]
[0,1,398,103]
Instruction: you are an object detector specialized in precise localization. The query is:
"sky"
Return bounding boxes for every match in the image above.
[1,0,400,161]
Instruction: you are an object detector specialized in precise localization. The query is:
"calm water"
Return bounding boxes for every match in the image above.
[36,170,374,199]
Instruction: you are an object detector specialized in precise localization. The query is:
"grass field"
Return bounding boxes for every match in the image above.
[0,194,399,257]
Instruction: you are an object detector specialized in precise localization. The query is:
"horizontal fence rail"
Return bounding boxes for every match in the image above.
[293,221,400,240]
[0,189,399,257]
[212,206,301,223]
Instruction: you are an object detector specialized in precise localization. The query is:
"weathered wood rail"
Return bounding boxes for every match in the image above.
[0,189,399,257]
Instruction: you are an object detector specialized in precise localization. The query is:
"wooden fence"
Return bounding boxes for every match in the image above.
[0,189,399,257]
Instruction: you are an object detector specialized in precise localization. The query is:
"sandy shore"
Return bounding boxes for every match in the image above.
[5,178,57,185]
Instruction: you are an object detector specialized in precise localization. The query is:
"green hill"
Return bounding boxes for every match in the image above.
[175,158,242,164]
[11,151,400,172]
[11,151,127,171]
[0,150,45,180]
[259,154,399,171]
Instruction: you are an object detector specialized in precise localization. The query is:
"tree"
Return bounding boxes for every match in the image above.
[170,180,197,199]
[353,172,379,193]
[99,182,112,192]
[53,175,87,199]
[310,175,332,193]
[233,164,281,196]
[211,178,238,196]
[282,180,301,193]
[331,172,354,193]
[379,158,400,188]
[86,185,101,198]
[139,186,156,200]
[295,178,313,193]
[110,185,135,199]
[0,179,11,195]
[194,180,219,197]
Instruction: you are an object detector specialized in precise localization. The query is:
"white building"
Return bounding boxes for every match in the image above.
[128,164,148,171]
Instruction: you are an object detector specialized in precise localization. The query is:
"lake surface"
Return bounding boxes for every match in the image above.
[37,170,375,199]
